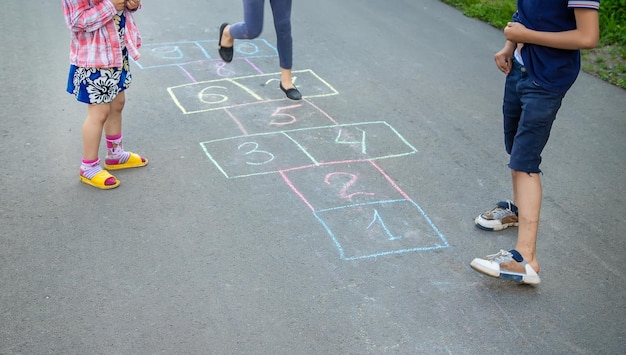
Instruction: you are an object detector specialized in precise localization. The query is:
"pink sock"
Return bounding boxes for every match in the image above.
[80,158,116,185]
[80,158,100,178]
[105,133,130,164]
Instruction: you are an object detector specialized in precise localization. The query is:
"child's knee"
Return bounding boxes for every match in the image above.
[110,92,126,112]
[87,104,111,123]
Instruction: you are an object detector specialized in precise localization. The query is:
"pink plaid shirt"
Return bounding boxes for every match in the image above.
[62,0,141,68]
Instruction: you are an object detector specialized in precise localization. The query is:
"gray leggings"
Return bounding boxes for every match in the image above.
[229,0,293,69]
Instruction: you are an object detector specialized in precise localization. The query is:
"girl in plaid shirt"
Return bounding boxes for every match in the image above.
[63,0,147,189]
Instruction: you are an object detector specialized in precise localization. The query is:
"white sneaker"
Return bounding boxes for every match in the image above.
[470,249,540,285]
[475,200,519,231]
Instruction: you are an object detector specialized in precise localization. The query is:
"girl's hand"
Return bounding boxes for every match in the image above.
[126,0,141,10]
[112,0,125,12]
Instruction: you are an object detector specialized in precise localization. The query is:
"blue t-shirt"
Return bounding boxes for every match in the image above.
[514,0,600,93]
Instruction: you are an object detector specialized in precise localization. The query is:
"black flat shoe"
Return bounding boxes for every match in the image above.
[218,23,233,63]
[280,83,302,100]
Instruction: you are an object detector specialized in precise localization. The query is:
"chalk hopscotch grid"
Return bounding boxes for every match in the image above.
[224,98,340,136]
[199,121,418,179]
[314,203,449,261]
[167,69,339,114]
[279,160,449,260]
[133,39,279,69]
[135,37,450,260]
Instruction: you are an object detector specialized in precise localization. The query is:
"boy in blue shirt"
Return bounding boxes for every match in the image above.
[471,0,600,284]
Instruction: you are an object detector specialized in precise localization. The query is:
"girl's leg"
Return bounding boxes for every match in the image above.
[222,0,265,47]
[82,103,111,161]
[270,0,294,88]
[81,102,117,186]
[280,68,294,90]
[103,91,129,163]
[104,90,125,137]
[102,91,147,168]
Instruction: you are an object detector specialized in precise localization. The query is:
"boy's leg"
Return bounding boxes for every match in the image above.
[509,170,541,273]
[506,76,564,274]
[474,63,522,231]
[472,63,563,284]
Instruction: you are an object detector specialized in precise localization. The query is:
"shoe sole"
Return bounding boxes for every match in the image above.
[79,174,120,190]
[470,259,500,278]
[470,259,541,285]
[474,216,519,231]
[104,154,149,171]
[104,160,149,171]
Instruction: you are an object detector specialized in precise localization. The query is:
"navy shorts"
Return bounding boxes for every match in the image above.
[502,59,566,173]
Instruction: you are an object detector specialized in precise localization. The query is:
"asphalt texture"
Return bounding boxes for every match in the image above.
[1,0,625,354]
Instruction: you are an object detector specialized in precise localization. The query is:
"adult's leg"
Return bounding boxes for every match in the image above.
[270,0,294,88]
[223,0,265,47]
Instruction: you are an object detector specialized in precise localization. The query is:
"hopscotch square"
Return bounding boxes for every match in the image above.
[168,69,338,114]
[280,161,406,212]
[284,121,417,163]
[134,39,278,69]
[225,100,338,135]
[168,79,263,114]
[200,132,317,178]
[234,69,338,101]
[315,200,449,260]
[219,39,279,59]
[134,41,213,69]
[172,59,269,83]
[193,39,278,60]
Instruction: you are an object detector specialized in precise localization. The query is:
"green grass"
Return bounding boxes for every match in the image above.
[440,0,626,89]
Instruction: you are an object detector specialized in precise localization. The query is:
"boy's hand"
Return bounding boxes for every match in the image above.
[112,0,125,12]
[494,41,515,75]
[504,22,528,43]
[126,0,141,10]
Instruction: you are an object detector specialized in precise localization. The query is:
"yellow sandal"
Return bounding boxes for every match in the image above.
[79,170,120,190]
[104,152,148,171]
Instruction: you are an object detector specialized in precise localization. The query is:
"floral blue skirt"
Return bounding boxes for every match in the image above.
[66,13,132,104]
[66,48,132,104]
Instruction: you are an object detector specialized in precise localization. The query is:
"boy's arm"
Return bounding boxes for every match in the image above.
[504,8,600,50]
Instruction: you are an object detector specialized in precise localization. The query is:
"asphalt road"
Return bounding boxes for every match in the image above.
[1,0,625,354]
